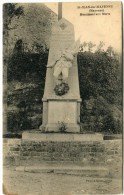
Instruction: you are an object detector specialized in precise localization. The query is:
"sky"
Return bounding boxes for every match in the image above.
[44,2,122,52]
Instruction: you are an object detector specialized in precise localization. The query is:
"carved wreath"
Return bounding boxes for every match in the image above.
[54,82,70,96]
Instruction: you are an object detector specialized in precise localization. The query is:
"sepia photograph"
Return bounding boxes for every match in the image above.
[2,1,123,195]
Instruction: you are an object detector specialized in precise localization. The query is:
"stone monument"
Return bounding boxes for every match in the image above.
[40,3,81,133]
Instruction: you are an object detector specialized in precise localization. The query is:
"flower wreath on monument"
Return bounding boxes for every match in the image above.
[54,82,70,96]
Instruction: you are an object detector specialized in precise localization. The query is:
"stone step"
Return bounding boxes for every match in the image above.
[22,132,103,141]
[15,159,106,168]
[16,162,109,177]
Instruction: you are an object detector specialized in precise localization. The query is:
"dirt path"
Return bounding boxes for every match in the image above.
[3,166,122,195]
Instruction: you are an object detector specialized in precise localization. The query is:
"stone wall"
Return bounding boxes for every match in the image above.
[3,138,122,177]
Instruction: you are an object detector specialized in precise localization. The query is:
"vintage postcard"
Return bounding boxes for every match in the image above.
[3,1,123,195]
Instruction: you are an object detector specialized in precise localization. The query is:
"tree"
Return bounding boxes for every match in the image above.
[87,41,96,52]
[77,50,122,133]
[3,3,24,59]
[97,41,105,52]
[79,41,87,52]
[3,3,24,32]
[112,50,120,61]
[106,46,113,57]
[3,4,24,134]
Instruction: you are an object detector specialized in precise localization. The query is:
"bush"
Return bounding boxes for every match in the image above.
[58,121,67,133]
[77,51,121,104]
[78,51,122,134]
[7,50,48,82]
[7,48,48,131]
[7,111,32,132]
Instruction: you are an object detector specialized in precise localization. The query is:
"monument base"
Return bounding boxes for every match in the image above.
[41,99,82,133]
[45,123,80,133]
[16,164,109,178]
[22,131,103,141]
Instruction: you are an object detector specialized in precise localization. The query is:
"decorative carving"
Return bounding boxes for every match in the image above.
[47,38,80,87]
[59,23,67,30]
[54,82,69,96]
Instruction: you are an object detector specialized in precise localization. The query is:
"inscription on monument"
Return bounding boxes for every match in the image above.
[48,101,77,124]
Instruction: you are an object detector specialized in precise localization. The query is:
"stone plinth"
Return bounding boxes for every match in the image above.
[16,164,109,177]
[46,100,80,132]
[22,131,103,141]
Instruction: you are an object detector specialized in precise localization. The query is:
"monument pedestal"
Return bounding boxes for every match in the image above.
[40,18,81,133]
[22,131,103,141]
[41,98,81,132]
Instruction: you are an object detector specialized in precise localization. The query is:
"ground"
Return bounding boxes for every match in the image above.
[3,166,122,195]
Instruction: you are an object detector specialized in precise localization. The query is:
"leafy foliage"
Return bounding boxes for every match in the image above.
[58,121,67,133]
[7,111,31,132]
[79,41,87,52]
[78,51,121,104]
[97,41,105,52]
[87,41,96,52]
[7,47,48,82]
[7,46,48,131]
[78,51,122,134]
[3,3,24,31]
